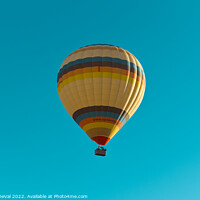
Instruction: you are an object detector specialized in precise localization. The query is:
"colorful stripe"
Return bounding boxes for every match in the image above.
[73,106,129,121]
[58,66,137,84]
[57,56,142,80]
[57,66,144,87]
[74,112,127,125]
[79,117,123,129]
[57,73,143,92]
[59,56,138,73]
[82,122,119,132]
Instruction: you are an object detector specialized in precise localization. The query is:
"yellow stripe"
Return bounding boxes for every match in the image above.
[82,122,120,132]
[57,72,136,93]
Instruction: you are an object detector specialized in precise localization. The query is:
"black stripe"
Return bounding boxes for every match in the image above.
[57,62,142,82]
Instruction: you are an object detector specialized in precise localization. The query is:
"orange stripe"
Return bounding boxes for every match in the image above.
[79,117,123,129]
[137,76,141,82]
[57,66,137,87]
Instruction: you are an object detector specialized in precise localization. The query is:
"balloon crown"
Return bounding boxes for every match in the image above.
[80,44,120,48]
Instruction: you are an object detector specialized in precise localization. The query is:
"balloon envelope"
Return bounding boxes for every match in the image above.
[57,44,146,145]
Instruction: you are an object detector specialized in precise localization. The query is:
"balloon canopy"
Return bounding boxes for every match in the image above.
[57,44,146,146]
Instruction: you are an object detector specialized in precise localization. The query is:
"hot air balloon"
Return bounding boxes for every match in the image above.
[57,44,146,156]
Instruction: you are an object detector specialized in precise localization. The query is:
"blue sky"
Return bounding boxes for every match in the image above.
[0,0,200,199]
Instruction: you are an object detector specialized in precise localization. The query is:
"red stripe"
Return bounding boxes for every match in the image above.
[92,136,110,145]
